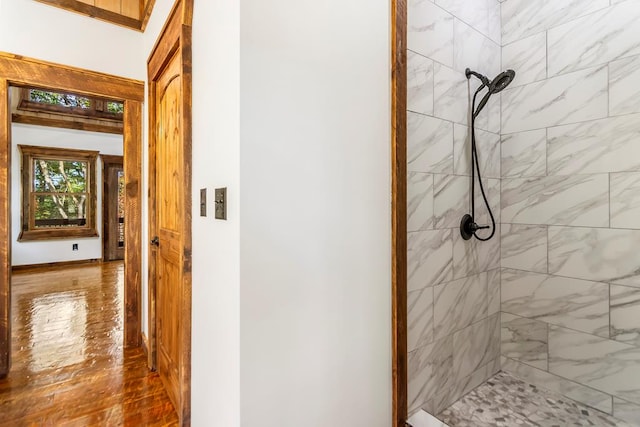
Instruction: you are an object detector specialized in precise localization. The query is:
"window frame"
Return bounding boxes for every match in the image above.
[18,87,124,122]
[18,145,99,241]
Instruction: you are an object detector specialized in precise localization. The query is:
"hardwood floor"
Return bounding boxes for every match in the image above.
[0,261,178,426]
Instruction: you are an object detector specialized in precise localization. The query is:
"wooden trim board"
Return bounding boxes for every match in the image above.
[391,0,408,425]
[0,80,10,379]
[12,114,123,135]
[0,53,144,102]
[123,99,142,348]
[101,155,124,262]
[140,0,157,31]
[12,259,101,272]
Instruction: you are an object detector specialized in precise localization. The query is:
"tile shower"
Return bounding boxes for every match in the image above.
[407,0,640,425]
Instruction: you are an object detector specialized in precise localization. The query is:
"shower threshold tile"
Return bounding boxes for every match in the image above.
[437,371,629,427]
[408,409,449,427]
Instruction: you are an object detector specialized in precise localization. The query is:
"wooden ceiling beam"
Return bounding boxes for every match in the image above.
[34,0,156,32]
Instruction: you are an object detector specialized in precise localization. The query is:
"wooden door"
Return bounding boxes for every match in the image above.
[102,155,124,261]
[147,1,193,424]
[153,50,183,411]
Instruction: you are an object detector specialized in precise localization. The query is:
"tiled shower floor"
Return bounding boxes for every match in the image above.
[435,372,630,427]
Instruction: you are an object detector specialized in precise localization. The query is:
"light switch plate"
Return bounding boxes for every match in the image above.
[215,187,227,220]
[200,188,207,217]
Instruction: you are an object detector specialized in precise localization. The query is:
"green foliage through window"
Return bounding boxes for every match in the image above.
[107,101,125,114]
[32,159,88,227]
[28,89,124,115]
[30,89,91,109]
[19,145,98,240]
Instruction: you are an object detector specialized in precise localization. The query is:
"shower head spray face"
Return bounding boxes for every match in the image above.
[489,69,516,94]
[466,68,516,94]
[471,69,517,117]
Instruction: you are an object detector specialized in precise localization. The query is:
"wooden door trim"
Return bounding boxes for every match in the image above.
[0,53,144,102]
[123,100,142,348]
[0,80,10,378]
[147,0,193,425]
[101,155,124,262]
[391,0,408,425]
[0,54,145,378]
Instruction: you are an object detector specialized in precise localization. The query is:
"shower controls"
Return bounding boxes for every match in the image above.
[461,67,516,242]
[460,214,489,241]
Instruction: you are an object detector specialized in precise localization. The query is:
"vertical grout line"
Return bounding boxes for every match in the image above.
[608,283,612,339]
[499,0,504,306]
[546,226,549,274]
[451,226,455,280]
[607,63,611,117]
[546,321,550,372]
[431,285,435,348]
[545,31,549,79]
[452,17,456,80]
[486,270,490,319]
[610,396,614,417]
[432,60,436,117]
[545,125,549,274]
[545,128,548,177]
[431,174,435,230]
[609,173,612,229]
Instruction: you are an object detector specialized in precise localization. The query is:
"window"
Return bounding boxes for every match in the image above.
[19,145,99,241]
[19,88,124,121]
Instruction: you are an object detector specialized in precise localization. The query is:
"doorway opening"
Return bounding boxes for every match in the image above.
[0,52,144,377]
[102,154,125,262]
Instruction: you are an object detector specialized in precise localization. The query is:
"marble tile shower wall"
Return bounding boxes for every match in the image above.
[500,0,640,424]
[406,0,502,416]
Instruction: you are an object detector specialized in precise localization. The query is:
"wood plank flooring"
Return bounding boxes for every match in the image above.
[0,261,178,426]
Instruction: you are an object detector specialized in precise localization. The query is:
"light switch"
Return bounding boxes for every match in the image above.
[200,188,207,217]
[215,187,227,220]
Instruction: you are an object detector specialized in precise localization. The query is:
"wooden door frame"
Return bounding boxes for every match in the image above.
[101,154,124,262]
[392,0,408,426]
[0,52,145,378]
[146,0,193,425]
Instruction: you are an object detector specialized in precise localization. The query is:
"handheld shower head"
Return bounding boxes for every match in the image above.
[468,69,517,117]
[489,69,516,94]
[462,68,517,242]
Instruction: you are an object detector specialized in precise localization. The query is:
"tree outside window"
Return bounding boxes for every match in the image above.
[20,88,124,119]
[19,145,98,241]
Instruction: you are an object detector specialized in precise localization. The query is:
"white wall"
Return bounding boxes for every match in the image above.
[185,0,242,425]
[142,4,242,424]
[239,0,391,426]
[0,0,144,79]
[2,2,393,425]
[11,124,123,266]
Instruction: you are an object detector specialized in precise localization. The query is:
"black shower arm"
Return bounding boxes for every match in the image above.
[466,68,491,86]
